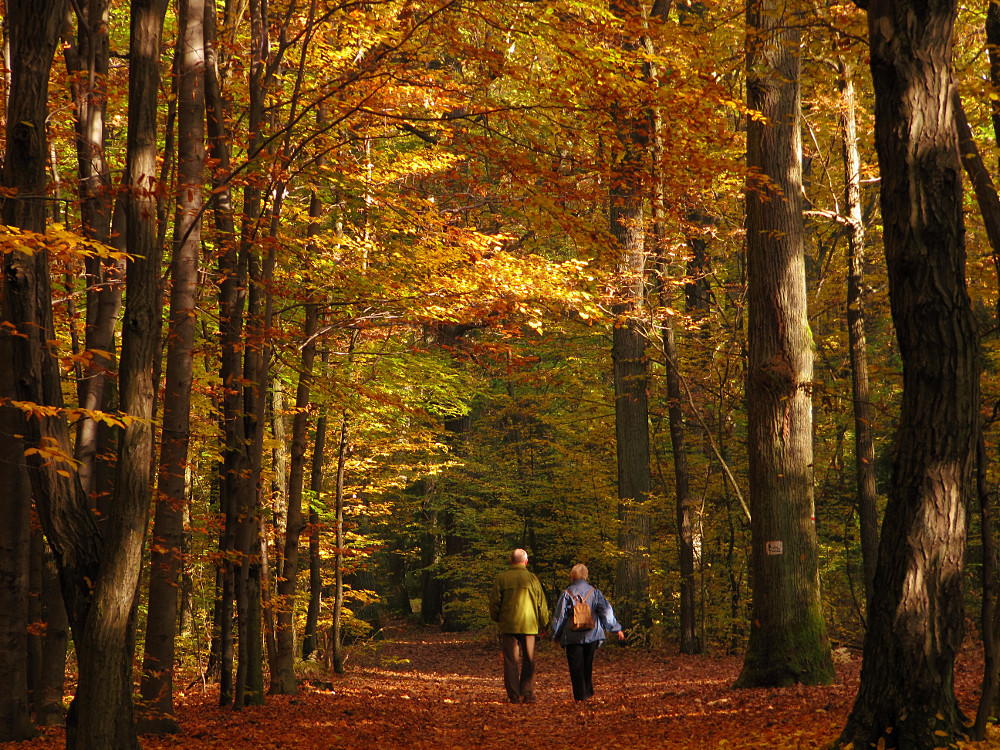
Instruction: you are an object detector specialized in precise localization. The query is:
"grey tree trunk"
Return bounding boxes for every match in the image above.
[735,0,833,688]
[332,413,350,674]
[837,1,979,747]
[837,58,879,602]
[302,414,327,661]
[71,0,170,746]
[271,305,318,692]
[139,0,205,731]
[609,0,651,633]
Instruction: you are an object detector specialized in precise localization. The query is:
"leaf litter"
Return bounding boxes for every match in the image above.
[11,622,1000,749]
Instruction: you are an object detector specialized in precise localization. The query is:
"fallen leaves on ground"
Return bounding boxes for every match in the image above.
[10,624,1000,749]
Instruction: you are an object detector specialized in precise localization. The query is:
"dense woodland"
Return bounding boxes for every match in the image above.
[3,0,1000,748]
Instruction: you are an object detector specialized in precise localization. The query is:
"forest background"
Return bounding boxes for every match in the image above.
[3,0,1000,748]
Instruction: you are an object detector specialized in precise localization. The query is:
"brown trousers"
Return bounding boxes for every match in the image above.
[500,633,537,703]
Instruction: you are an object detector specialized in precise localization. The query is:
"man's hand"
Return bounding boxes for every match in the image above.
[616,630,626,642]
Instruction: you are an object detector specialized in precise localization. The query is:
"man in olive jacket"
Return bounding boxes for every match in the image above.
[489,548,550,703]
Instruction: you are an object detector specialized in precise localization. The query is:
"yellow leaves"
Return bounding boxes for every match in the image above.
[0,222,126,261]
[23,436,79,471]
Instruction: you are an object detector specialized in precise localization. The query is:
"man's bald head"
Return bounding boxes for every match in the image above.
[510,548,528,565]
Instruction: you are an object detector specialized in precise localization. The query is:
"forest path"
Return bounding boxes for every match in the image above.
[9,622,993,749]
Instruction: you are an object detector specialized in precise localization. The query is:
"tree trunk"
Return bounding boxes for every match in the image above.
[28,525,69,728]
[0,393,34,741]
[204,0,243,707]
[332,413,350,675]
[302,414,327,661]
[63,0,123,515]
[645,2,699,655]
[838,58,879,603]
[836,2,979,747]
[71,0,169,745]
[609,0,651,632]
[271,304,318,693]
[0,2,94,745]
[139,0,205,731]
[735,0,833,688]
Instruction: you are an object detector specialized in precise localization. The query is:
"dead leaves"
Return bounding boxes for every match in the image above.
[12,625,998,750]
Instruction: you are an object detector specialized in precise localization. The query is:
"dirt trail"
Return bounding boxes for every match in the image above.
[8,624,995,749]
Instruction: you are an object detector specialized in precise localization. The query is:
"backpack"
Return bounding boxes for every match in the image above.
[569,589,595,631]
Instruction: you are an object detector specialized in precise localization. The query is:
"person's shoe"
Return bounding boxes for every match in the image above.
[521,695,536,704]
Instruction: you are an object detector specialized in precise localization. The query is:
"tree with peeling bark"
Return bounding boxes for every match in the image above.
[836,0,980,747]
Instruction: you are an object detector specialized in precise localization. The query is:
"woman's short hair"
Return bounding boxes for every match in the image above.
[570,563,589,581]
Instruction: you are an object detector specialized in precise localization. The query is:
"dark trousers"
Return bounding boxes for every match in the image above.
[565,641,600,701]
[500,633,537,703]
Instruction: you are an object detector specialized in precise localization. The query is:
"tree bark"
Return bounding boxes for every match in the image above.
[302,414,327,661]
[645,1,699,655]
[27,524,69,728]
[735,0,833,688]
[271,304,318,693]
[838,58,879,603]
[836,2,979,747]
[609,0,652,633]
[139,0,205,731]
[332,412,350,675]
[70,0,169,746]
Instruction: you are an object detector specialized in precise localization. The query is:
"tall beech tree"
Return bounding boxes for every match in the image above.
[734,0,834,688]
[140,0,206,731]
[837,57,879,605]
[837,0,980,746]
[69,0,170,746]
[0,0,86,744]
[609,0,653,632]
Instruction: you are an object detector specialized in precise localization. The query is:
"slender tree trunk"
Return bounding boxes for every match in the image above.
[139,0,205,731]
[63,0,123,514]
[204,0,243,707]
[837,58,879,603]
[645,2,699,655]
[302,413,327,661]
[976,431,999,739]
[949,82,1000,737]
[837,2,979,747]
[0,384,34,741]
[28,524,69,728]
[271,305,318,693]
[332,412,350,675]
[735,0,833,688]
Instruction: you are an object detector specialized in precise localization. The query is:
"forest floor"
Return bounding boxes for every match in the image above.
[9,622,1000,750]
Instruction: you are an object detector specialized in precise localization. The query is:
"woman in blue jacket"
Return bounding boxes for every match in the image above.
[551,563,625,701]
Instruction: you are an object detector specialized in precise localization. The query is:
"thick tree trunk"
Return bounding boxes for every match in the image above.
[0,1,92,744]
[608,5,651,627]
[139,0,205,731]
[71,1,170,746]
[735,0,833,688]
[836,2,979,747]
[838,58,879,603]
